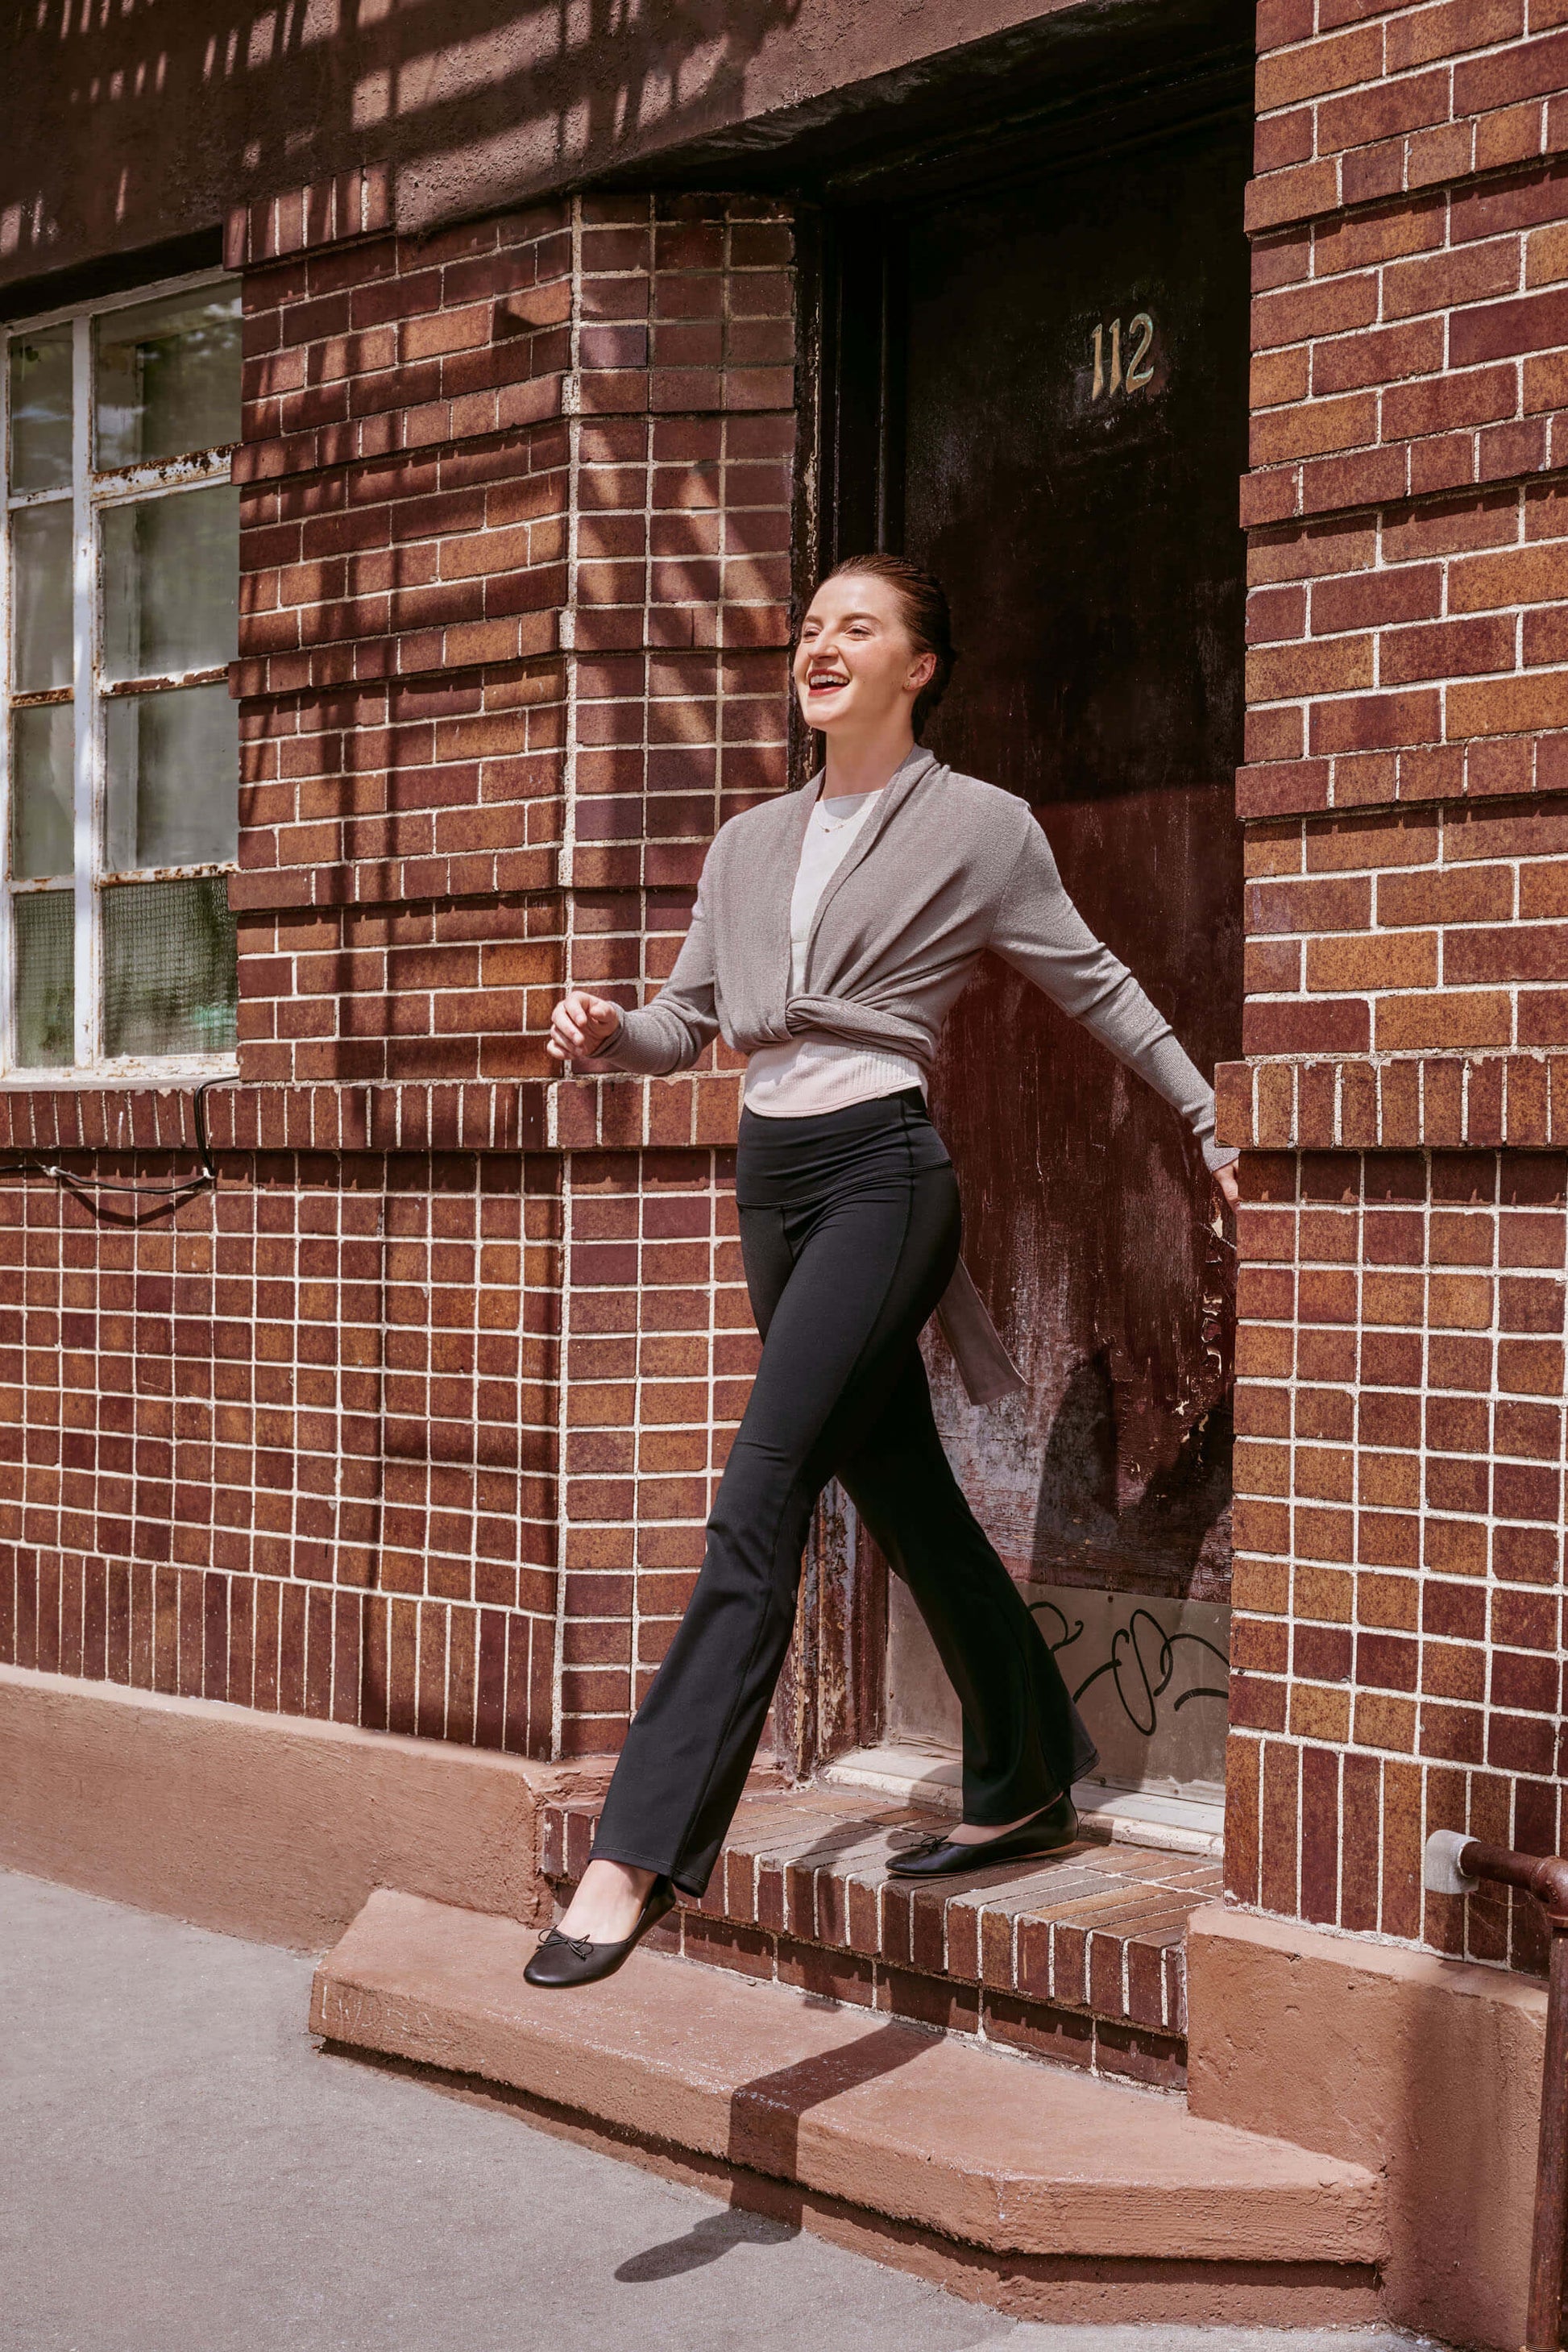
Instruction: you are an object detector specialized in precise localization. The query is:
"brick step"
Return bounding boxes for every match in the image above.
[313,1889,1386,2325]
[541,1787,1225,2089]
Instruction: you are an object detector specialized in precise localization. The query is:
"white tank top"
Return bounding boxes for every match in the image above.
[742,786,927,1118]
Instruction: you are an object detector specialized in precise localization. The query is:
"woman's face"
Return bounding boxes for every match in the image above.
[793,574,935,737]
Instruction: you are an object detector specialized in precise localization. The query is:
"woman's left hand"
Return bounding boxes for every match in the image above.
[1213,1159,1240,1212]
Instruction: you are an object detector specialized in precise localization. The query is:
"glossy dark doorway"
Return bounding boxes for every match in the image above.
[823,110,1249,1805]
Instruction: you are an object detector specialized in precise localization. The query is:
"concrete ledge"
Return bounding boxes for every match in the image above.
[0,1665,606,1950]
[316,1887,1387,2292]
[1187,1902,1548,2352]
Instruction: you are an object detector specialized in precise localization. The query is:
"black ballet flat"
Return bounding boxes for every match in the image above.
[523,1877,677,1989]
[886,1791,1080,1878]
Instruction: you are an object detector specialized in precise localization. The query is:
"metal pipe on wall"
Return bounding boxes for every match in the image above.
[1425,1831,1568,2352]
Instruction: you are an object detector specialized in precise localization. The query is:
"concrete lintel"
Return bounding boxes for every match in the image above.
[0,1665,608,1952]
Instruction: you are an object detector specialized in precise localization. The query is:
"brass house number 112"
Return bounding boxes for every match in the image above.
[1090,313,1156,400]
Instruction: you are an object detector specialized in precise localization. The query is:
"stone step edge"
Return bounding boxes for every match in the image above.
[538,1798,1192,2039]
[312,1889,1388,2272]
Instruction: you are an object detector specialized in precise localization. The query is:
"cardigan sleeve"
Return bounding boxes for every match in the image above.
[575,865,721,1078]
[988,815,1238,1173]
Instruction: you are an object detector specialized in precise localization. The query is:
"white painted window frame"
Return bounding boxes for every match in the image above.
[0,266,240,1085]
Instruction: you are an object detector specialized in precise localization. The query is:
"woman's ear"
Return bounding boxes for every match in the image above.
[907,650,937,696]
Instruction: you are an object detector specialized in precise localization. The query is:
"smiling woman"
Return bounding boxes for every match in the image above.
[744,562,953,1120]
[799,556,955,740]
[534,554,1238,1989]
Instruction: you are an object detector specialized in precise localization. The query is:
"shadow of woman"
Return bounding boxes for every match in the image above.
[616,2016,937,2279]
[614,2204,798,2282]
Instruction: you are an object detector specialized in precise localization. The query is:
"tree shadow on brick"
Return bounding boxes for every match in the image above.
[3,0,809,284]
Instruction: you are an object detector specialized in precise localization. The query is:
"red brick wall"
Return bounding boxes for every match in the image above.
[0,185,796,1765]
[230,185,571,1081]
[1226,1143,1564,1972]
[8,15,1563,1985]
[0,1110,561,1752]
[1226,0,1568,1968]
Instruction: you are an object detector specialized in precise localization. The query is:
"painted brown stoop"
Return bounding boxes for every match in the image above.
[541,1788,1209,2086]
[314,1787,1388,2323]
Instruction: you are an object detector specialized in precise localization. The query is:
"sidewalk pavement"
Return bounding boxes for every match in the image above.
[2,1867,1436,2352]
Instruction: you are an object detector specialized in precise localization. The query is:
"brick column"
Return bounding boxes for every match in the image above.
[1224,1,1568,1971]
[546,194,796,1757]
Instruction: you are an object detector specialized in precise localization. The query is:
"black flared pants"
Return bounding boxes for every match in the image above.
[590,1088,1097,1897]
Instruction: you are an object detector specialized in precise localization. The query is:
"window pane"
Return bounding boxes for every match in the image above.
[106,683,238,872]
[13,889,74,1066]
[10,501,74,691]
[102,484,239,682]
[8,326,73,493]
[103,875,236,1057]
[10,702,74,880]
[95,288,242,470]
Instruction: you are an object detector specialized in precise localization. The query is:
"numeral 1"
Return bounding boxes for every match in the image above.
[1089,312,1157,400]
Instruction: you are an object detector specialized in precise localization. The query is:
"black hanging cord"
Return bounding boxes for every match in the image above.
[0,1073,237,1200]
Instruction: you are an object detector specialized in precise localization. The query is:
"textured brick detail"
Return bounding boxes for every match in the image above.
[0,1131,749,1762]
[1226,1147,1566,1977]
[1242,491,1568,819]
[1,1545,547,1753]
[234,191,794,1091]
[1247,5,1568,526]
[0,1089,214,1155]
[225,167,392,271]
[1217,1052,1568,1149]
[1236,9,1568,1982]
[0,1155,562,1755]
[540,1787,1216,2085]
[1240,789,1568,1064]
[0,1077,744,1164]
[1249,10,1568,243]
[548,1139,753,1753]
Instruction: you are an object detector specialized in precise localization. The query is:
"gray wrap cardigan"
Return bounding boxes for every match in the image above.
[583,746,1234,1404]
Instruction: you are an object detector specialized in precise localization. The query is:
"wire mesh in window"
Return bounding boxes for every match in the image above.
[13,889,74,1067]
[95,288,242,471]
[7,325,73,494]
[10,700,74,880]
[105,683,238,872]
[102,875,236,1059]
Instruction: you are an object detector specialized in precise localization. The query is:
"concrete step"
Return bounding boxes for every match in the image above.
[541,1786,1222,2088]
[313,1889,1388,2326]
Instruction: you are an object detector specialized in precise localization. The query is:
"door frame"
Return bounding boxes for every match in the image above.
[776,64,1252,1783]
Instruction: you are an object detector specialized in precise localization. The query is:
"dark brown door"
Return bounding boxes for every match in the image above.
[860,116,1250,1790]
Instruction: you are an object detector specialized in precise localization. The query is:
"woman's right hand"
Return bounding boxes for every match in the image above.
[548,988,623,1068]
